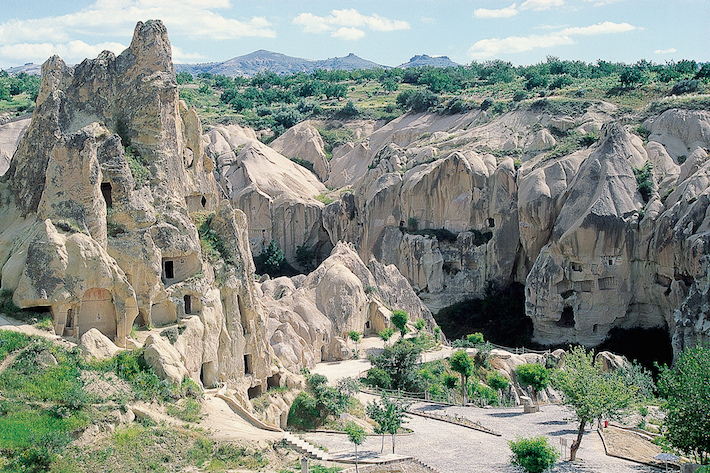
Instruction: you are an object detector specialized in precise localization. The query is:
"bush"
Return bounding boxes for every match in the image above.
[671,79,700,95]
[364,367,392,390]
[288,391,319,430]
[633,161,655,203]
[480,98,494,111]
[487,371,509,391]
[254,240,285,276]
[339,100,360,117]
[509,436,559,473]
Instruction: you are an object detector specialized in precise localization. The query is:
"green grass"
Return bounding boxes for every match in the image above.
[166,398,202,423]
[0,330,33,362]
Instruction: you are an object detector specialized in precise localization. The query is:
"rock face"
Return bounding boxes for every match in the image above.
[306,104,710,358]
[270,122,330,181]
[0,21,292,400]
[205,125,332,267]
[261,242,437,371]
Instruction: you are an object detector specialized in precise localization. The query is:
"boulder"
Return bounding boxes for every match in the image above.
[80,328,121,360]
[143,334,189,385]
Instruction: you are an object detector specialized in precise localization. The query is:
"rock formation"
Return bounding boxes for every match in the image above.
[0,21,288,403]
[273,103,710,358]
[261,242,437,371]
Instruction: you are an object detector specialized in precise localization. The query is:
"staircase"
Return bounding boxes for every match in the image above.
[282,432,331,461]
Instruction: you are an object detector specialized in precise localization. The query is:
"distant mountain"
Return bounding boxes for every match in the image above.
[397,55,459,68]
[313,53,384,72]
[175,50,385,77]
[5,63,42,75]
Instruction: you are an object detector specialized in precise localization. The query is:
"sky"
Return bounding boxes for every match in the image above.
[0,0,708,70]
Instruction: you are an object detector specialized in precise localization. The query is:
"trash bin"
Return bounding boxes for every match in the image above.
[604,420,608,428]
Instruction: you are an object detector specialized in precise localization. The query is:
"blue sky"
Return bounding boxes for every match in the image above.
[0,0,708,70]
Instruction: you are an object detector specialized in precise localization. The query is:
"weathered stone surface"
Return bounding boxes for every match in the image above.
[262,242,436,368]
[270,122,329,181]
[0,118,30,176]
[143,333,189,384]
[79,328,121,360]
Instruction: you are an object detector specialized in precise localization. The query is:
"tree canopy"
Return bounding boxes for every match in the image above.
[551,346,638,461]
[658,345,710,465]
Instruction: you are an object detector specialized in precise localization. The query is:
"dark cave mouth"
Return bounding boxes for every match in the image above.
[433,284,673,374]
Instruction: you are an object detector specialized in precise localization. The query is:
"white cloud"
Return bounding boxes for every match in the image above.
[559,21,636,35]
[654,48,677,55]
[331,27,366,41]
[0,0,274,66]
[0,40,127,64]
[586,0,625,5]
[293,8,409,39]
[468,21,638,59]
[474,4,519,19]
[520,0,565,11]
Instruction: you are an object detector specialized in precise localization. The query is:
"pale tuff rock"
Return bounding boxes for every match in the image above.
[0,118,30,176]
[80,328,121,360]
[262,242,436,370]
[207,132,330,264]
[0,21,291,404]
[270,121,330,181]
[525,123,645,346]
[143,334,189,384]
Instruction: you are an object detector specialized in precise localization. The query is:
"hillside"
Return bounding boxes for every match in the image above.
[398,54,460,68]
[175,49,384,77]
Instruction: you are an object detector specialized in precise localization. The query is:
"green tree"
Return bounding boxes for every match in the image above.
[254,240,285,276]
[366,394,411,454]
[369,340,423,392]
[414,318,426,333]
[551,346,638,461]
[391,310,408,337]
[348,331,361,356]
[487,371,510,391]
[449,350,474,405]
[378,328,394,347]
[345,421,367,473]
[657,345,710,464]
[515,363,550,409]
[509,436,559,473]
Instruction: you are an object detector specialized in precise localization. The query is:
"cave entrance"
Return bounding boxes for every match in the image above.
[267,374,281,389]
[556,306,575,328]
[247,385,261,400]
[101,182,113,208]
[184,294,193,315]
[244,354,253,375]
[163,260,175,280]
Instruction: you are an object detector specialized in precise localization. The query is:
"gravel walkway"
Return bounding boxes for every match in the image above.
[303,401,660,473]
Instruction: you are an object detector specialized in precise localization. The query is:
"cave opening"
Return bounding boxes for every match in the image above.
[556,306,575,328]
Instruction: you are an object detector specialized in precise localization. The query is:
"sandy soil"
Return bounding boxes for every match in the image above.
[602,426,664,467]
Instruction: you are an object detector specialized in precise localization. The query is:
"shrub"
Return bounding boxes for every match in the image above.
[469,382,498,406]
[671,79,700,95]
[633,161,655,203]
[288,391,319,430]
[295,245,315,272]
[289,157,315,173]
[512,90,527,102]
[509,436,559,473]
[254,240,285,276]
[487,371,510,391]
[364,367,393,390]
[339,100,360,117]
[480,98,494,110]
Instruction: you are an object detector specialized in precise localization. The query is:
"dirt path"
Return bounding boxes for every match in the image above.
[199,395,283,442]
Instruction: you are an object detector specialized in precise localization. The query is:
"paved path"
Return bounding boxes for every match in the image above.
[303,397,659,473]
